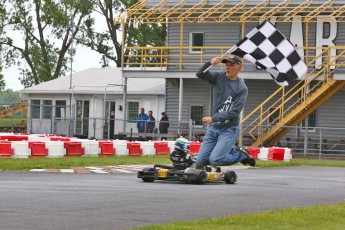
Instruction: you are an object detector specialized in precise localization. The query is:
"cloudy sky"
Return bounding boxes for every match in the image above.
[3,46,107,91]
[2,12,115,91]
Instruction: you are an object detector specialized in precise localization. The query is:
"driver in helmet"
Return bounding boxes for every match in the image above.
[170,137,194,167]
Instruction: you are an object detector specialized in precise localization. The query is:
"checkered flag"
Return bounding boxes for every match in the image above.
[228,21,307,86]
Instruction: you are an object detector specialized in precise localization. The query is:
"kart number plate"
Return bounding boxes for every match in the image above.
[208,173,215,181]
[158,169,169,178]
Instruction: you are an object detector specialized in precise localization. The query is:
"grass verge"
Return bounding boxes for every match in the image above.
[133,202,345,230]
[0,155,171,170]
[0,156,345,170]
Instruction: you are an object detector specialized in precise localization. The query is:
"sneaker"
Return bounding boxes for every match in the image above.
[195,164,204,170]
[211,165,222,173]
[239,148,256,167]
[195,164,212,172]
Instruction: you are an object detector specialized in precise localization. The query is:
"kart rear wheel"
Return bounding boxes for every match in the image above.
[224,170,237,184]
[141,168,155,182]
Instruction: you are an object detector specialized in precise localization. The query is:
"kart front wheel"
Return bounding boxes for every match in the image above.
[142,177,154,182]
[195,170,208,184]
[224,170,237,184]
[141,168,155,182]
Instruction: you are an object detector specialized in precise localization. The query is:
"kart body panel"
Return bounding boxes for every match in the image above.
[137,164,237,184]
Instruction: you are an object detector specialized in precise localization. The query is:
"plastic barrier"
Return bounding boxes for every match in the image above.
[189,141,201,155]
[0,133,295,160]
[63,142,85,156]
[0,135,29,141]
[50,137,71,141]
[153,142,170,155]
[28,135,50,142]
[11,141,31,158]
[98,141,116,156]
[246,147,260,159]
[0,141,14,158]
[268,147,285,161]
[284,148,293,162]
[29,142,48,157]
[113,140,129,156]
[127,142,142,156]
[80,140,101,157]
[45,141,66,158]
[140,142,156,156]
[257,148,269,161]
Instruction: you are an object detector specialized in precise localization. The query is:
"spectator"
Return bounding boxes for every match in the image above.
[146,110,156,133]
[136,108,149,133]
[159,112,169,134]
[109,111,115,139]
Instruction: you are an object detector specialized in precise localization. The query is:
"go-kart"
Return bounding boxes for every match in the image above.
[137,163,237,184]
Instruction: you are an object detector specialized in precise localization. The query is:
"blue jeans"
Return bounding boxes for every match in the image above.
[196,125,246,166]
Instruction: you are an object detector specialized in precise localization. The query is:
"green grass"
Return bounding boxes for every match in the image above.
[0,117,26,126]
[133,202,345,230]
[0,156,345,170]
[0,155,171,170]
[253,158,345,168]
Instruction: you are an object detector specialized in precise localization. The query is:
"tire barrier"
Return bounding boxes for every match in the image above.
[0,133,292,161]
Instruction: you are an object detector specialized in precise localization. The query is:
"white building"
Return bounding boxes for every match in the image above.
[21,68,166,139]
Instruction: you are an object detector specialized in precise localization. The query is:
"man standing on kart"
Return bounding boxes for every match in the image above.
[195,54,255,169]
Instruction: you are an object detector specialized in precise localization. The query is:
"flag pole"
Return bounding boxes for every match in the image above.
[202,46,237,73]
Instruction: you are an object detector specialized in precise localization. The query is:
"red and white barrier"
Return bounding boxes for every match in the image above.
[81,140,101,157]
[140,142,156,156]
[0,133,293,161]
[251,147,292,162]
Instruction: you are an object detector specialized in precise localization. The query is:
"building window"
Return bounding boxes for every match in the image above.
[31,99,40,119]
[43,100,52,119]
[190,105,204,126]
[300,81,317,132]
[128,102,139,123]
[75,100,90,136]
[268,108,280,125]
[55,100,66,118]
[301,110,317,132]
[189,32,204,53]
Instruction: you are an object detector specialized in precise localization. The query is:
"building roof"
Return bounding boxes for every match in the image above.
[21,68,165,95]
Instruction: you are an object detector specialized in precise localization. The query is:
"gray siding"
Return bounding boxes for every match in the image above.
[166,78,211,134]
[166,77,345,141]
[167,21,345,73]
[146,0,345,145]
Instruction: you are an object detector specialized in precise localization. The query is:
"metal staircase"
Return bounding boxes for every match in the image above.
[241,49,345,147]
[0,102,28,119]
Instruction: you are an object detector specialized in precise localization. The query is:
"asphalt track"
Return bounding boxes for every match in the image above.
[1,166,345,230]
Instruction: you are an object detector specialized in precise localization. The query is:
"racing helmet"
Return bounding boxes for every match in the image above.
[170,137,191,165]
[174,137,190,154]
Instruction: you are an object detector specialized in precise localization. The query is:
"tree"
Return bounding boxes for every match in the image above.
[0,0,94,88]
[0,74,5,92]
[0,89,22,104]
[77,0,166,67]
[0,55,5,91]
[0,0,166,89]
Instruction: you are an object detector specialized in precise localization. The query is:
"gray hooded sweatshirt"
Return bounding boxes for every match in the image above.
[196,61,248,127]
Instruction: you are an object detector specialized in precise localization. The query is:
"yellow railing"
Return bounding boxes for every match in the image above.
[123,45,235,70]
[240,47,345,144]
[121,0,345,24]
[123,46,345,71]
